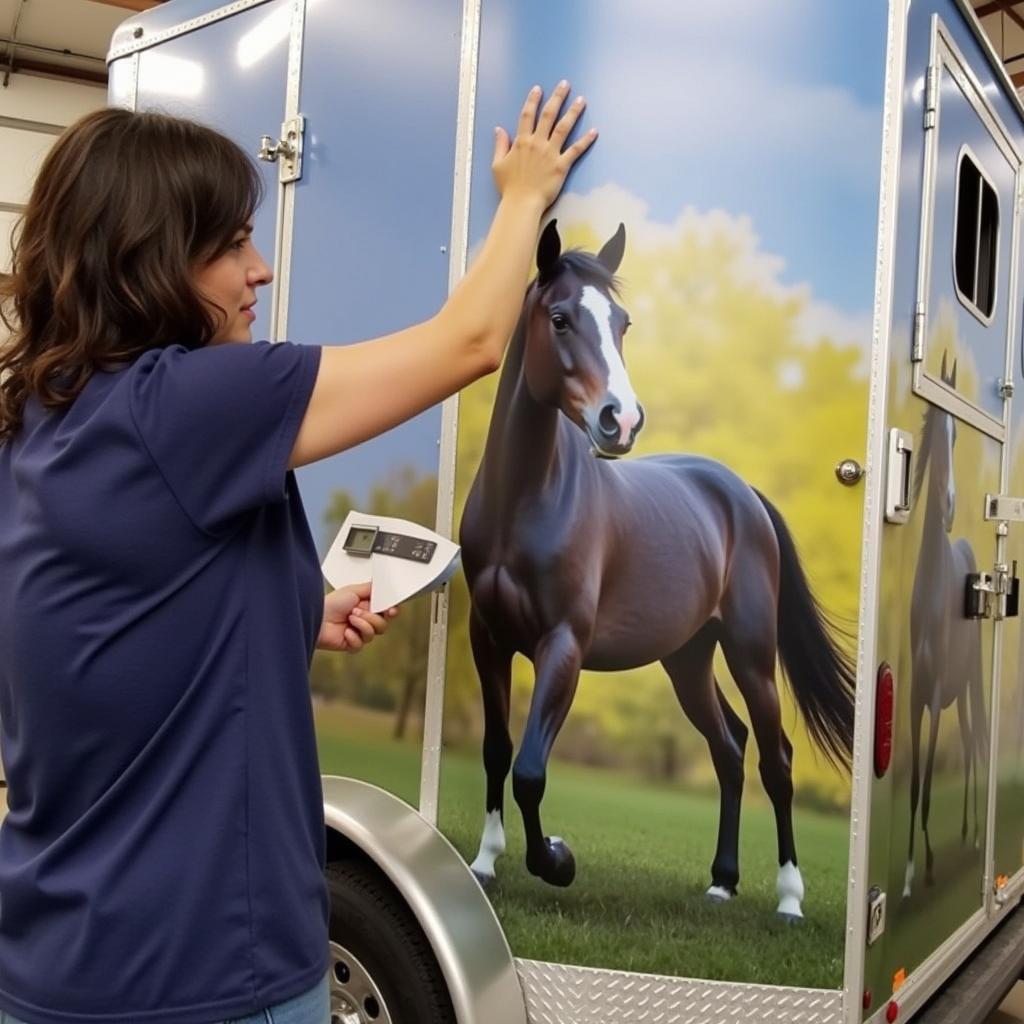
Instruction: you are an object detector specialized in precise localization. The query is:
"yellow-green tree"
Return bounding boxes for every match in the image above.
[312,466,438,740]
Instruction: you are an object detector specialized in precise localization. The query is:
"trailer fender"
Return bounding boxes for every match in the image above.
[321,775,527,1024]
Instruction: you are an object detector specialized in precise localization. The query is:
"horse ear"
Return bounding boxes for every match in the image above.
[950,359,957,387]
[597,223,626,275]
[941,350,948,379]
[537,219,561,283]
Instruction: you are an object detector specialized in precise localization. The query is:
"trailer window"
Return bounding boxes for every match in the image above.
[954,149,998,322]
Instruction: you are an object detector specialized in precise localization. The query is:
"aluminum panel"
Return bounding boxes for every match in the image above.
[287,0,463,806]
[131,0,292,346]
[516,960,842,1024]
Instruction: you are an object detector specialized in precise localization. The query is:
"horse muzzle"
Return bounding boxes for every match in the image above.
[585,400,645,458]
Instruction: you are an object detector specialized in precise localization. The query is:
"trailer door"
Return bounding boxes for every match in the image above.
[879,11,1020,995]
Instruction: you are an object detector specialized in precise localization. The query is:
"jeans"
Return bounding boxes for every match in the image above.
[0,971,331,1024]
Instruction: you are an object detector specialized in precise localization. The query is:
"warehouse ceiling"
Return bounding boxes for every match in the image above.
[0,0,165,87]
[0,2,1019,94]
[972,0,1024,89]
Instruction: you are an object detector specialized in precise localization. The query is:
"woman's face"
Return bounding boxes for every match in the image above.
[193,224,273,344]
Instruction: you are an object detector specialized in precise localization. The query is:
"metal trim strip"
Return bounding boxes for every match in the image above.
[106,0,276,63]
[269,0,305,342]
[863,904,1015,1024]
[912,17,1021,434]
[913,369,1007,440]
[419,0,482,824]
[841,3,909,1020]
[984,162,1023,922]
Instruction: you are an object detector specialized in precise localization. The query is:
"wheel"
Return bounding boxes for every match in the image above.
[326,858,455,1024]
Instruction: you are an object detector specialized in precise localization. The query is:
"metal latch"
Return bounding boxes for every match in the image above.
[966,562,1019,619]
[884,428,914,524]
[257,115,305,183]
[985,494,1024,522]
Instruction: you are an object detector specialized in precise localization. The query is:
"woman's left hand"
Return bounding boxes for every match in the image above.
[317,582,399,652]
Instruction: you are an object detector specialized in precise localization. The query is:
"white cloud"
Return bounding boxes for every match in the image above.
[553,183,871,352]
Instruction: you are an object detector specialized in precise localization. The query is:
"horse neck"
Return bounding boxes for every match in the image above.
[921,446,949,549]
[479,311,563,504]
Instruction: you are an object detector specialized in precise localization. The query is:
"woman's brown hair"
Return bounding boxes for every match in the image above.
[0,107,263,441]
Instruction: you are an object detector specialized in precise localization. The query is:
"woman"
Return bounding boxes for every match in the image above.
[0,83,595,1024]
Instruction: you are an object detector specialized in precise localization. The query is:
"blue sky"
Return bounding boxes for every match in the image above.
[470,0,889,313]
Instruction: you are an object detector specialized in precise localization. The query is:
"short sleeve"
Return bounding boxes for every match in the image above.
[128,341,322,534]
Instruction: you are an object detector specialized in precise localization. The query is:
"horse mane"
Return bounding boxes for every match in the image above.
[555,249,623,296]
[912,403,936,502]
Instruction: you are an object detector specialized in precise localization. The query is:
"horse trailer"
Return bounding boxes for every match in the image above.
[101,1,1024,1022]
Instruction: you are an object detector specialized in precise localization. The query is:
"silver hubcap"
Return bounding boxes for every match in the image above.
[330,941,393,1024]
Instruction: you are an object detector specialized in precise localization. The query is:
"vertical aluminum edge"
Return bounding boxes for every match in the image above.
[269,0,306,342]
[842,3,910,1022]
[419,0,483,823]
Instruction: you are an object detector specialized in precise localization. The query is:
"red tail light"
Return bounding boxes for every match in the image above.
[875,663,894,777]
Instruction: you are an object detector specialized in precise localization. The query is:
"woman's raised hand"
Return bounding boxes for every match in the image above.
[492,81,597,213]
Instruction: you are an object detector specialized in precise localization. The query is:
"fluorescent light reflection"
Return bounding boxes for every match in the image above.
[237,0,324,69]
[138,52,205,100]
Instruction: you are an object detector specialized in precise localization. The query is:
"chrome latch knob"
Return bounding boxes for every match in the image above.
[835,459,864,486]
[257,134,296,163]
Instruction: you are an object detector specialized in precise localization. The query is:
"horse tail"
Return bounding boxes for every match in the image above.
[754,490,856,769]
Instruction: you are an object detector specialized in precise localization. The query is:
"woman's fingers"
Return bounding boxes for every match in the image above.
[352,608,389,636]
[517,85,542,137]
[492,125,511,166]
[550,95,586,147]
[535,80,570,137]
[559,127,599,168]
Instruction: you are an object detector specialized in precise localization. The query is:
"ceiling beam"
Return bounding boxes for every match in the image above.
[11,58,106,85]
[87,0,164,10]
[975,0,1024,17]
[975,0,1024,34]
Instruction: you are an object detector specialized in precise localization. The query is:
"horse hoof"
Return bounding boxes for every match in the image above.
[528,837,576,887]
[777,912,804,926]
[470,867,496,889]
[705,885,734,904]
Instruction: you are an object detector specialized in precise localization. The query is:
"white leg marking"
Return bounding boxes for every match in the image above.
[470,810,506,881]
[776,861,805,918]
[706,884,733,902]
[903,859,914,898]
[579,285,640,444]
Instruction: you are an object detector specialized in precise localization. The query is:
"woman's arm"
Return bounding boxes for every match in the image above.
[289,81,596,469]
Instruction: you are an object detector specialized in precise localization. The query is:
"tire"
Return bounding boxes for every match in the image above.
[326,858,456,1024]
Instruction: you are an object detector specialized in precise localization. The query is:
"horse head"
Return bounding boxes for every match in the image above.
[524,219,644,458]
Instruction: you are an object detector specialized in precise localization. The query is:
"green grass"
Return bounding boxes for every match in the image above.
[314,702,849,989]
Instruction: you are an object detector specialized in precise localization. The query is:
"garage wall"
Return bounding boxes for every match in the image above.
[0,74,107,272]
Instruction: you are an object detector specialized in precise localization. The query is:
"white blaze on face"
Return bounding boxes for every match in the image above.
[579,285,640,445]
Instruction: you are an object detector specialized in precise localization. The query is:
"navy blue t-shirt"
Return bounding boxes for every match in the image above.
[0,340,327,1022]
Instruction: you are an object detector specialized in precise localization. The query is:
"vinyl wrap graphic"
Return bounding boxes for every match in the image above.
[437,0,887,988]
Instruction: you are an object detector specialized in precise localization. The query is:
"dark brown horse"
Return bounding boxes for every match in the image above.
[459,220,855,919]
[903,359,987,898]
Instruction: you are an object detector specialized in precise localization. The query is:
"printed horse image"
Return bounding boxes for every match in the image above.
[903,359,987,899]
[459,220,855,920]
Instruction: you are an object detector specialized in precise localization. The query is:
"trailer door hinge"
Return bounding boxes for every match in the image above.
[912,302,926,362]
[924,64,939,130]
[257,115,305,184]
